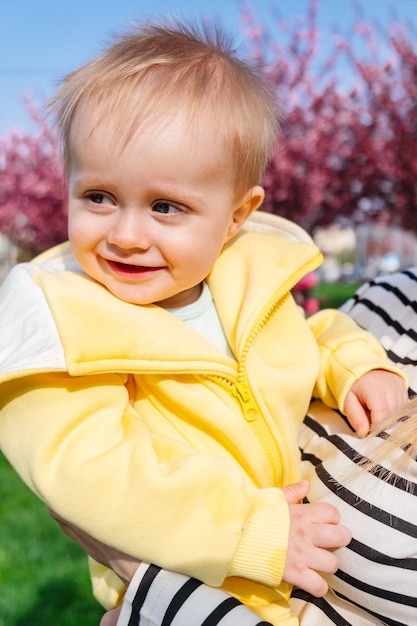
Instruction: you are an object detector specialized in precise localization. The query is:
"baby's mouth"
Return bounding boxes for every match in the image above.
[108,260,161,274]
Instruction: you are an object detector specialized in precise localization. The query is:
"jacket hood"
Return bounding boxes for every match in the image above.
[245,211,314,244]
[0,212,321,380]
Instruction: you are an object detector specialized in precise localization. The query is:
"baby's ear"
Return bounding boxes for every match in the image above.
[226,185,265,240]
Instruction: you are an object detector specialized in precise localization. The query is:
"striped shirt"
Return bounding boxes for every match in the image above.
[340,267,417,396]
[117,268,417,626]
[292,268,417,625]
[117,562,272,626]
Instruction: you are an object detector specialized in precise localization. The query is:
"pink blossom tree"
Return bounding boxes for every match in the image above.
[0,0,416,259]
[242,0,417,232]
[0,105,66,258]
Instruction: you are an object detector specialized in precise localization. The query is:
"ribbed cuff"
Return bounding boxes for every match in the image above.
[227,488,289,587]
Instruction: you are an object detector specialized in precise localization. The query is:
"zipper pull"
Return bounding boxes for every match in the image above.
[232,383,258,421]
[233,383,249,402]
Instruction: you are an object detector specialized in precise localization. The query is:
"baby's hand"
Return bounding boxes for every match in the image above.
[282,480,351,597]
[344,369,408,437]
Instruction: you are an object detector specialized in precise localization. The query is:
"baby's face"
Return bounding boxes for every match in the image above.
[67,113,259,308]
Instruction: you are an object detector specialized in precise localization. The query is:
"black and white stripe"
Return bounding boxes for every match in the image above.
[117,268,417,626]
[117,563,272,626]
[296,401,417,626]
[341,268,417,394]
[292,269,417,626]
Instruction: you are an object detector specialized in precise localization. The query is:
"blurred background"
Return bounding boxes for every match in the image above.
[0,0,416,624]
[1,0,416,302]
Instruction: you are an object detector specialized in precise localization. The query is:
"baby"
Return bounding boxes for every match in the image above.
[0,19,407,626]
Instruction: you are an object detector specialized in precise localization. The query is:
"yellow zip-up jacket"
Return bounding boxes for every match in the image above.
[0,213,400,624]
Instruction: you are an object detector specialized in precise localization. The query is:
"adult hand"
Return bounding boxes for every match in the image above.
[99,607,121,626]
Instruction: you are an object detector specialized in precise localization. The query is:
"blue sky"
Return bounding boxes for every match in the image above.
[0,0,416,134]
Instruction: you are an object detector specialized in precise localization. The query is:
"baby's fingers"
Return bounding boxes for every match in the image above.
[293,568,329,598]
[313,521,351,550]
[343,392,370,437]
[308,501,342,525]
[295,527,351,597]
[282,480,310,504]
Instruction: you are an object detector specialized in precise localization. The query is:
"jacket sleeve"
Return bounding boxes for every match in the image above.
[307,308,407,412]
[0,372,289,590]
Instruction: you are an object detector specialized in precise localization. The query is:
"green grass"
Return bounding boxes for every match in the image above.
[0,452,104,626]
[313,281,361,309]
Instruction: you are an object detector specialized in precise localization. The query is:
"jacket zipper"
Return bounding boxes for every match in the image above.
[215,254,322,486]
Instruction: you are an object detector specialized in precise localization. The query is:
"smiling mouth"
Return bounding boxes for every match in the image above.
[107,260,162,275]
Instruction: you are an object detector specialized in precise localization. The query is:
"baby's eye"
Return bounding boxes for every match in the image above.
[152,201,181,215]
[87,192,113,205]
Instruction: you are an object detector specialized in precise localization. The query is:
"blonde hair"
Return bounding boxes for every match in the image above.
[360,396,417,484]
[48,19,280,192]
